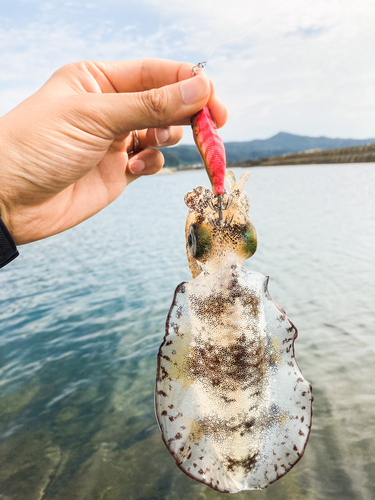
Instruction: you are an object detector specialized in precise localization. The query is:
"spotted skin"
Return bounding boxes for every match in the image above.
[155,171,312,493]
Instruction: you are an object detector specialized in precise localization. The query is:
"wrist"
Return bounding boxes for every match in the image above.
[0,121,16,239]
[0,131,19,267]
[0,199,11,232]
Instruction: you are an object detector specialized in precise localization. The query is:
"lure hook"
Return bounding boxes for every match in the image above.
[191,61,207,76]
[217,194,223,225]
[207,194,234,229]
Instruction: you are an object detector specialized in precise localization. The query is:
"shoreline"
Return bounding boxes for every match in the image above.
[227,144,375,168]
[162,144,375,173]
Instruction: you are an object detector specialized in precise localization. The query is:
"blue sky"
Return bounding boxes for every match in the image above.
[1,0,374,143]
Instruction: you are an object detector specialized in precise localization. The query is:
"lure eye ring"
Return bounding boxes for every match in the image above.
[188,225,197,257]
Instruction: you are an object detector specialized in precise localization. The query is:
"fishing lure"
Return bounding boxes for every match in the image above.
[190,62,226,199]
[155,65,312,494]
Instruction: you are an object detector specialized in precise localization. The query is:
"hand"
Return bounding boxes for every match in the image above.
[0,59,227,245]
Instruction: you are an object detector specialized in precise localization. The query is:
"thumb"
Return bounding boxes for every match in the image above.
[78,75,211,138]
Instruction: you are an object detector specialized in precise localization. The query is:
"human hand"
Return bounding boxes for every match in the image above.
[0,59,227,245]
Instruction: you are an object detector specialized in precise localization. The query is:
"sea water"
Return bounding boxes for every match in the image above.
[1,164,375,500]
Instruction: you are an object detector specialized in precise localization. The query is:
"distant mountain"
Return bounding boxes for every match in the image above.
[162,132,375,167]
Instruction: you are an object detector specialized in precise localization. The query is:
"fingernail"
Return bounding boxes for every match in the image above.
[155,128,170,146]
[181,76,209,105]
[129,159,146,174]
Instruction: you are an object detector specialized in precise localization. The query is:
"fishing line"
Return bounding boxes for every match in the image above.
[207,0,293,59]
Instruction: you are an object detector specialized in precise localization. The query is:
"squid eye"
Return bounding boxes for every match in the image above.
[242,223,257,257]
[188,223,211,261]
[188,224,197,257]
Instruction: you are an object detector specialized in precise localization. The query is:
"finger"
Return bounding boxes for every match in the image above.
[127,148,165,181]
[141,126,184,148]
[49,59,198,96]
[108,125,184,155]
[208,96,228,129]
[93,59,198,93]
[75,75,212,137]
[96,60,227,128]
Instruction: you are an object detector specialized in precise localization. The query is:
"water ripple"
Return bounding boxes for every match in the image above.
[1,164,375,499]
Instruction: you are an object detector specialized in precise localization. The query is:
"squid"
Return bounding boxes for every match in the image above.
[155,77,312,493]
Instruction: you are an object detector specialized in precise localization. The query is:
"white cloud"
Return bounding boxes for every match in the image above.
[196,0,375,140]
[0,0,374,141]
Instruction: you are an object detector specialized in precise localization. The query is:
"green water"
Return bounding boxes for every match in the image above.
[1,164,375,499]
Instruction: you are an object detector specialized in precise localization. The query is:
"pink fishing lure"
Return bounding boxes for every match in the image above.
[191,106,226,195]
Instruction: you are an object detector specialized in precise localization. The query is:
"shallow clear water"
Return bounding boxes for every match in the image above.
[1,164,375,500]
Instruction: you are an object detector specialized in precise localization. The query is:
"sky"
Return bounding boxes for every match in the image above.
[0,0,374,144]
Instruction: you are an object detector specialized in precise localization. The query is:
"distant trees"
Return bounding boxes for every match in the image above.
[159,133,375,169]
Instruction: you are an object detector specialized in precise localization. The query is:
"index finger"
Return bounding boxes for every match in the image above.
[95,59,197,93]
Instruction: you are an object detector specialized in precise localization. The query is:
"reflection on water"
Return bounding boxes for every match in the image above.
[1,164,375,500]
